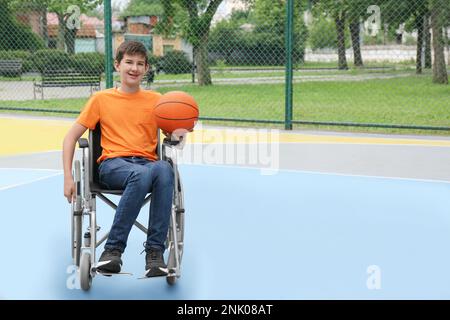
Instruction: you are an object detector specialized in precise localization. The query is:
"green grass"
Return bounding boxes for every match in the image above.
[1,75,449,135]
[145,67,416,83]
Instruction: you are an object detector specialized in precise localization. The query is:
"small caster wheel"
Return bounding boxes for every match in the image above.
[80,252,92,291]
[166,274,177,286]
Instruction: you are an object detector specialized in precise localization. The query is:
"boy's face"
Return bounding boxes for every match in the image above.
[114,53,149,88]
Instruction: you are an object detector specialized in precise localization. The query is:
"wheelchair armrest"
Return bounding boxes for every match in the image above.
[163,137,181,146]
[78,138,89,148]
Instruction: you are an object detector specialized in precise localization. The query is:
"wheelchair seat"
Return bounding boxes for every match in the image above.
[87,123,160,195]
[88,123,123,194]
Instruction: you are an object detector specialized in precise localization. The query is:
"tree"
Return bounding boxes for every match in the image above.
[311,0,348,70]
[413,1,430,74]
[346,0,371,67]
[430,0,448,84]
[379,0,432,74]
[209,3,308,66]
[9,0,50,47]
[252,0,308,65]
[121,0,164,18]
[0,0,44,51]
[160,0,223,86]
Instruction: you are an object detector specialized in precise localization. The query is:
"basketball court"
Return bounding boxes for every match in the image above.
[0,114,449,299]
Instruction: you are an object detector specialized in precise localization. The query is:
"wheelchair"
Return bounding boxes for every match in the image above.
[71,123,185,291]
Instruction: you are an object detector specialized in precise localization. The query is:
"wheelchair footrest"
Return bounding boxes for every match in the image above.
[94,270,133,277]
[137,274,169,280]
[91,265,133,276]
[137,269,176,280]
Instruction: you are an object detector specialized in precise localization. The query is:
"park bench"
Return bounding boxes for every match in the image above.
[33,70,101,99]
[0,59,22,78]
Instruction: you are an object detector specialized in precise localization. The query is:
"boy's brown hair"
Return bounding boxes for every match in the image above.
[115,41,148,65]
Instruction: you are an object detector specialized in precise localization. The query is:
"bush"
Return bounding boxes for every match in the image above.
[363,32,385,45]
[147,52,162,72]
[0,2,44,52]
[208,19,307,66]
[71,52,104,75]
[308,18,340,50]
[32,49,72,72]
[0,50,33,72]
[160,50,192,74]
[403,34,417,46]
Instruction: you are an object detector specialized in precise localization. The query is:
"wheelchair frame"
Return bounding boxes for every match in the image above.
[71,125,185,290]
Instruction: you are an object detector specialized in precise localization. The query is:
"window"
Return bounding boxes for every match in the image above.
[163,45,174,55]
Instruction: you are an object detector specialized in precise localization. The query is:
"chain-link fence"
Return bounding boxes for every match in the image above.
[0,0,449,133]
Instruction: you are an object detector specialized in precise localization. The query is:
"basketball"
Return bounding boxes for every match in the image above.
[154,91,199,133]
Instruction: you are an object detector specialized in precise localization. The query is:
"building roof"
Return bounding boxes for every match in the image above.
[47,24,97,38]
[46,12,125,38]
[46,13,105,26]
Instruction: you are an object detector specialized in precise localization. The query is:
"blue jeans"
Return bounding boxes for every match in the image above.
[98,157,174,253]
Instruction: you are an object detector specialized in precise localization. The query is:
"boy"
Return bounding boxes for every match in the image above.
[63,41,173,277]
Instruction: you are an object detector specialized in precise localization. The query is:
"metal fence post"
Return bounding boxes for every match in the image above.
[284,0,294,130]
[104,0,113,89]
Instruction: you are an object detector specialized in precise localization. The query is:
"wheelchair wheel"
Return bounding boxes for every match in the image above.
[71,207,82,266]
[71,160,83,266]
[80,252,92,291]
[166,275,176,285]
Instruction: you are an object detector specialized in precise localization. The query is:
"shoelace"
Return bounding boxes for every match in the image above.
[141,242,162,261]
[140,241,147,255]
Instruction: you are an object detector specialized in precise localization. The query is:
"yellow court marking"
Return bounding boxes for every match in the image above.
[0,117,73,156]
[0,117,449,157]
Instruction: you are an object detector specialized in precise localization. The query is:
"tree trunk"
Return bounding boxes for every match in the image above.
[446,27,450,66]
[64,23,77,55]
[57,14,65,51]
[41,7,48,48]
[335,12,348,70]
[430,0,448,84]
[195,34,212,86]
[416,13,424,74]
[424,13,432,69]
[349,20,363,67]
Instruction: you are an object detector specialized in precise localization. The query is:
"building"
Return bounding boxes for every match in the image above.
[117,15,192,61]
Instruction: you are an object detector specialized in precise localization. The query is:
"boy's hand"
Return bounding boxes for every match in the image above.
[163,129,191,149]
[64,177,75,203]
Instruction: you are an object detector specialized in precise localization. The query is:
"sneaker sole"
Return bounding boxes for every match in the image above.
[145,267,168,277]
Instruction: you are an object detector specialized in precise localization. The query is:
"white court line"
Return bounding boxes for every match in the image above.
[0,150,63,157]
[0,172,62,191]
[0,167,62,172]
[179,162,450,185]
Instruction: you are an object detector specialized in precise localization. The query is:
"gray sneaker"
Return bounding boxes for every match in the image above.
[145,248,168,277]
[97,249,122,273]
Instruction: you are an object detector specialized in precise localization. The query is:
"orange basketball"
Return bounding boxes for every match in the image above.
[154,91,199,133]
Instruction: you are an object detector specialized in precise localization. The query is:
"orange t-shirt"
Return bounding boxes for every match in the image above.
[77,88,161,163]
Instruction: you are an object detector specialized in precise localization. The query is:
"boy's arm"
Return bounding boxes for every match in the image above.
[63,122,88,203]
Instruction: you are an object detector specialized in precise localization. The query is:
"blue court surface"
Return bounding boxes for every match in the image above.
[1,164,450,300]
